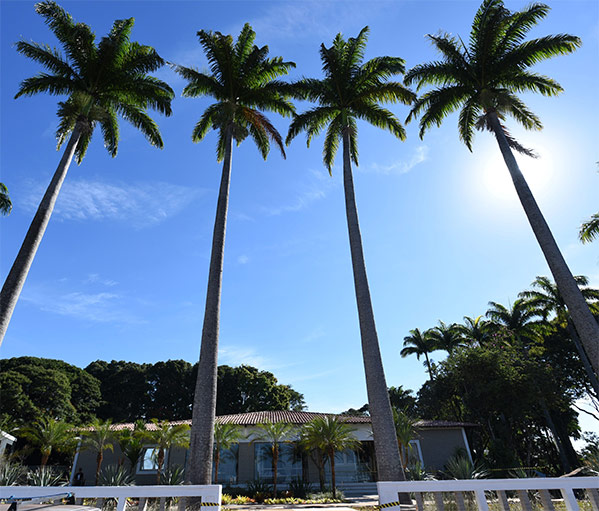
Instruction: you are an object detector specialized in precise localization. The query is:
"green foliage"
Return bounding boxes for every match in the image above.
[405,0,580,154]
[579,213,599,244]
[0,460,26,485]
[19,417,77,466]
[0,183,12,216]
[392,408,420,468]
[160,465,185,485]
[16,1,173,163]
[443,454,489,480]
[216,365,305,414]
[286,26,415,173]
[27,466,66,486]
[288,476,314,499]
[171,23,295,162]
[97,464,134,486]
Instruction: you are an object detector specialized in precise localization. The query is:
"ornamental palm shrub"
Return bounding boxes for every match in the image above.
[404,0,599,375]
[286,26,415,484]
[171,24,294,485]
[0,1,173,346]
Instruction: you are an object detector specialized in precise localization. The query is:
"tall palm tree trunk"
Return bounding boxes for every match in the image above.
[341,129,405,485]
[424,352,434,381]
[272,446,278,497]
[214,449,220,484]
[0,126,82,345]
[488,112,599,376]
[188,126,234,485]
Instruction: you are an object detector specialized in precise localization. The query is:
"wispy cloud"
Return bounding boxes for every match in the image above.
[237,255,250,265]
[21,179,202,228]
[85,273,118,287]
[21,285,143,324]
[219,345,271,369]
[261,188,326,216]
[366,145,430,175]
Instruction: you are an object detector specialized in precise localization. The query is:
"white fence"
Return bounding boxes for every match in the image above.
[0,485,221,511]
[379,477,599,511]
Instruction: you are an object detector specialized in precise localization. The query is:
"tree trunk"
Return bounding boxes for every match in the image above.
[187,125,234,485]
[329,448,336,498]
[96,451,103,485]
[341,129,405,486]
[214,448,220,484]
[540,399,571,473]
[0,126,82,345]
[157,448,164,484]
[41,453,50,467]
[273,444,278,498]
[424,352,434,381]
[488,111,599,375]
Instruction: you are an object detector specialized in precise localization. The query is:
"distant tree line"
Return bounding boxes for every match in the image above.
[0,357,305,427]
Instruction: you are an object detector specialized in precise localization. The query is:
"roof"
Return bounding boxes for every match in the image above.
[91,411,476,431]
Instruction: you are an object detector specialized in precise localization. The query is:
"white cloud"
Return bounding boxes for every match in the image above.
[21,179,202,228]
[237,255,249,265]
[219,345,270,369]
[85,273,118,287]
[367,145,430,175]
[261,188,326,216]
[21,286,142,324]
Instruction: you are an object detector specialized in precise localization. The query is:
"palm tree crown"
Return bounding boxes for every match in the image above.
[401,328,437,381]
[16,1,173,162]
[0,183,12,216]
[405,0,580,154]
[286,26,415,171]
[172,23,295,159]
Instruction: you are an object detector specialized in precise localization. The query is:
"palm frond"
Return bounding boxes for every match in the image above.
[14,41,75,78]
[352,103,406,141]
[98,104,119,157]
[580,213,599,244]
[14,73,75,98]
[240,107,285,159]
[500,34,581,70]
[286,106,338,147]
[116,102,163,148]
[458,97,482,151]
[322,114,343,173]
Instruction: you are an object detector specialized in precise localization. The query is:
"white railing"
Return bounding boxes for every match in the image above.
[379,477,599,511]
[0,485,221,511]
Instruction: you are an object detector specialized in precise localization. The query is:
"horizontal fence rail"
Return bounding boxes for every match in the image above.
[0,485,222,511]
[378,477,599,511]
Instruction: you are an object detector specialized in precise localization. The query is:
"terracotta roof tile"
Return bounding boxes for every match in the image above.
[81,411,476,431]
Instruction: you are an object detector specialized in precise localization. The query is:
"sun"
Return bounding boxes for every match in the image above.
[481,143,554,201]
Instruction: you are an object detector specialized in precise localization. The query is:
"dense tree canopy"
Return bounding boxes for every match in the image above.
[0,357,304,426]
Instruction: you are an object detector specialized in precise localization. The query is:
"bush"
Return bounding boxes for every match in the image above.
[288,477,313,498]
[98,464,134,486]
[28,467,65,486]
[0,460,26,485]
[160,465,185,485]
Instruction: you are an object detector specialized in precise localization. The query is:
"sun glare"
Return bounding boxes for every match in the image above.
[482,144,554,201]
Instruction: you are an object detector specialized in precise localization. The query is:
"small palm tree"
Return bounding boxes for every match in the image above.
[286,26,415,483]
[486,299,544,346]
[82,419,115,485]
[301,416,360,498]
[146,420,190,484]
[580,214,599,244]
[0,183,12,216]
[171,24,294,485]
[392,408,419,470]
[117,420,147,469]
[401,328,437,381]
[254,421,295,497]
[20,418,76,466]
[0,1,173,346]
[404,0,599,375]
[213,422,242,484]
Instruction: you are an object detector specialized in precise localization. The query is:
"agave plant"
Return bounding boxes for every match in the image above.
[0,460,26,485]
[98,464,134,486]
[28,466,65,486]
[160,465,185,485]
[443,455,489,480]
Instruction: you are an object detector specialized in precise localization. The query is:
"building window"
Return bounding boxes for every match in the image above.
[138,446,168,473]
[254,442,301,483]
[212,444,238,484]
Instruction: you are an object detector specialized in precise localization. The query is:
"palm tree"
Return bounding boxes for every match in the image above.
[286,26,415,484]
[580,214,599,244]
[428,320,464,355]
[146,420,190,484]
[486,299,544,345]
[82,419,115,485]
[391,408,419,470]
[519,275,599,395]
[301,416,360,498]
[213,422,242,484]
[455,316,490,347]
[20,418,77,466]
[401,328,436,381]
[0,183,12,216]
[0,1,173,346]
[117,420,147,469]
[254,420,295,497]
[404,0,599,375]
[170,24,294,485]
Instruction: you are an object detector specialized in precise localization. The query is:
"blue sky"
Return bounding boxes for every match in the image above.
[1,1,598,433]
